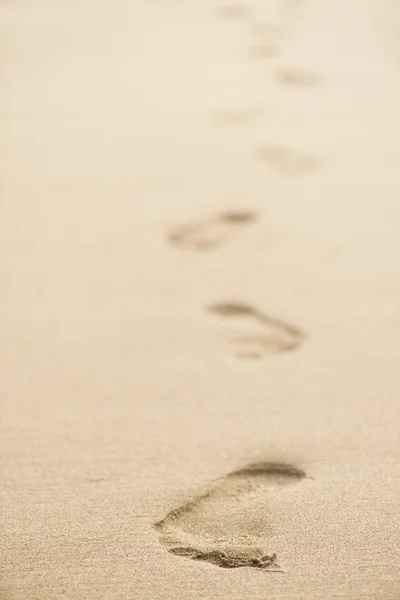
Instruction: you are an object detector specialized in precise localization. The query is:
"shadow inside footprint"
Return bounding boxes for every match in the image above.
[155,462,308,571]
[167,211,257,251]
[207,301,305,358]
[256,145,319,176]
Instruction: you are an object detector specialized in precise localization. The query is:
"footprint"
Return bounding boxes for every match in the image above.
[215,3,251,21]
[247,23,282,59]
[212,105,265,127]
[275,67,320,87]
[255,145,319,176]
[155,462,308,570]
[167,211,257,252]
[207,301,305,358]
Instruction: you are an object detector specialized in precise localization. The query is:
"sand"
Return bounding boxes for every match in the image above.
[2,0,400,598]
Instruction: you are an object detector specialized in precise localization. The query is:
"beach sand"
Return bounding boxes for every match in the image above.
[1,1,400,598]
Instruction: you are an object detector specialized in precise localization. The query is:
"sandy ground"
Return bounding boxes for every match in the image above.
[2,1,400,598]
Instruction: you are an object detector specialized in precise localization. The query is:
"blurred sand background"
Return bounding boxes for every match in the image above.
[1,0,400,598]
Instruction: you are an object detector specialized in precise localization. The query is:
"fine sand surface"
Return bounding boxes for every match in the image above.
[2,1,400,598]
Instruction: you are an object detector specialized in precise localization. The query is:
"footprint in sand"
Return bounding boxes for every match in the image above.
[274,67,321,87]
[167,211,257,252]
[247,23,282,59]
[255,145,319,176]
[207,301,305,358]
[212,105,265,127]
[215,3,251,21]
[246,0,307,60]
[155,462,308,571]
